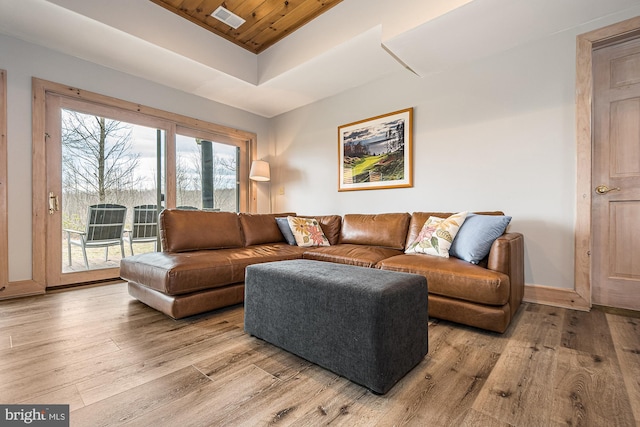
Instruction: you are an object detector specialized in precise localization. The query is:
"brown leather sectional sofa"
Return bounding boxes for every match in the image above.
[120,209,524,333]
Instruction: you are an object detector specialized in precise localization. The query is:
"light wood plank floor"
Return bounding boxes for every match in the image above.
[1,283,638,426]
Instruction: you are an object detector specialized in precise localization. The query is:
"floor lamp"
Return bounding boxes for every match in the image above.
[249,160,271,213]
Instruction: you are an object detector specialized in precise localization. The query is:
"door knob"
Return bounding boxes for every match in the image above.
[595,185,621,194]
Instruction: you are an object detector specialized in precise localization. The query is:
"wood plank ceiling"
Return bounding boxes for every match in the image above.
[149,0,343,54]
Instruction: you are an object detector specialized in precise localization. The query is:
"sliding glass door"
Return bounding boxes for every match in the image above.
[46,96,169,285]
[60,109,166,272]
[35,79,254,288]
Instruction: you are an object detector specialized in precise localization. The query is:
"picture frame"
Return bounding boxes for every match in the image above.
[338,107,413,191]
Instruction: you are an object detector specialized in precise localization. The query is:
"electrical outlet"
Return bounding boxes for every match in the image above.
[278,187,285,195]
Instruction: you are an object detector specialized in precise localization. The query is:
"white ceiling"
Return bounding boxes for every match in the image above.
[0,0,638,118]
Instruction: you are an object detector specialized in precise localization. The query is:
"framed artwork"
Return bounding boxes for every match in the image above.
[338,107,413,191]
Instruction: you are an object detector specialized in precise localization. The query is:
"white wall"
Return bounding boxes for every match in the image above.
[270,10,639,290]
[0,34,270,282]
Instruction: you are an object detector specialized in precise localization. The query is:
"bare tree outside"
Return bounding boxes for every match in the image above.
[176,144,201,208]
[176,137,237,211]
[176,154,196,206]
[213,151,237,210]
[61,110,144,233]
[62,110,141,203]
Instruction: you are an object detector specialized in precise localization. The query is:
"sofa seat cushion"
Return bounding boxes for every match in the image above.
[377,254,510,306]
[120,243,306,296]
[303,244,404,268]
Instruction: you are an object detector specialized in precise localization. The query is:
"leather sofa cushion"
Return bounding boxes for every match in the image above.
[120,243,306,295]
[128,282,245,320]
[340,213,410,250]
[303,244,403,268]
[428,294,510,334]
[239,213,295,246]
[406,211,504,250]
[377,253,510,306]
[160,210,243,253]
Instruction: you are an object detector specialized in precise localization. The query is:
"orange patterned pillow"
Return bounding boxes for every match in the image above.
[286,216,330,247]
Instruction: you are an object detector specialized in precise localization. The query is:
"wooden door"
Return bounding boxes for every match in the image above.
[592,37,640,310]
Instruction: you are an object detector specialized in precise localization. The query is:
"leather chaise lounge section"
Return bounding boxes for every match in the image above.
[120,209,524,333]
[121,210,307,319]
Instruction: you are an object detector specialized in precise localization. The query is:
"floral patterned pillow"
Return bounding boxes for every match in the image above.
[405,212,468,258]
[287,216,330,247]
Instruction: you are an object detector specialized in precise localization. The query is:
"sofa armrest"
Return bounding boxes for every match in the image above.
[487,232,524,317]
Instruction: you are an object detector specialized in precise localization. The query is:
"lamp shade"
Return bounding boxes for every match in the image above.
[249,160,270,182]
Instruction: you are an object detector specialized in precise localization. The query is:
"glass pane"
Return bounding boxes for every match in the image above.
[176,134,239,212]
[61,109,164,272]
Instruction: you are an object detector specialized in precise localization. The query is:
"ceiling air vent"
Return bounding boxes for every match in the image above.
[211,6,245,29]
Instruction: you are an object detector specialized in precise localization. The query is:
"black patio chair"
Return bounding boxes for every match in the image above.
[64,204,128,269]
[124,204,160,255]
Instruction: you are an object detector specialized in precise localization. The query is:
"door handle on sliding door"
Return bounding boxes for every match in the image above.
[49,192,59,214]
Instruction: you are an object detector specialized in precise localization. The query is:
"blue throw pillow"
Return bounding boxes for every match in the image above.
[276,217,297,245]
[449,214,512,264]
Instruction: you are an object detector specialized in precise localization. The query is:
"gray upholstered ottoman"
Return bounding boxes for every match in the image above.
[244,259,428,394]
